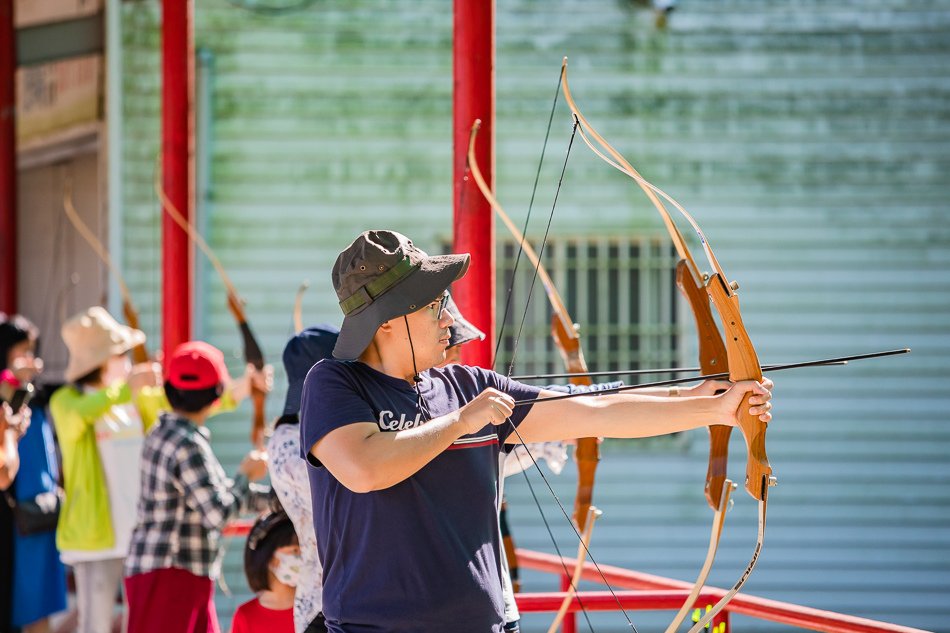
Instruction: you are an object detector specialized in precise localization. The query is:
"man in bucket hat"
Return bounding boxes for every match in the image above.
[300,230,773,633]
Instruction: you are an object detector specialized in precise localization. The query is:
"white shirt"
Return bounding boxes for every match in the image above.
[267,422,322,633]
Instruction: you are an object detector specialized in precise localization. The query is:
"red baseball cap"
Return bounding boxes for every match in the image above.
[167,341,230,390]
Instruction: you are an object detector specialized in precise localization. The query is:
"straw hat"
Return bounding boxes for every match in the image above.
[62,307,146,382]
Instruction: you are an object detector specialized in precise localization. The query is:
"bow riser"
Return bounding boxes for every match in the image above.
[550,315,599,532]
[705,274,772,501]
[675,260,733,511]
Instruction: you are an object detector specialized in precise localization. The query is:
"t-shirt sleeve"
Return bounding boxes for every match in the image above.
[299,360,377,465]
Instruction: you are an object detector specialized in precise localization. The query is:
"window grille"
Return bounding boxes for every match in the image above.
[494,236,681,382]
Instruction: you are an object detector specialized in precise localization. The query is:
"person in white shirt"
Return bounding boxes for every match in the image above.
[267,325,339,633]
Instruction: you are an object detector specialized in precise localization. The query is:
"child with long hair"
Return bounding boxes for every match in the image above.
[230,508,299,633]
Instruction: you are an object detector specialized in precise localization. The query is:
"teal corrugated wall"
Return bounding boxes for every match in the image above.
[120,1,950,630]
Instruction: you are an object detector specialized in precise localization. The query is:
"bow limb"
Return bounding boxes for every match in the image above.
[467,119,599,533]
[154,163,268,449]
[63,179,151,364]
[663,481,732,633]
[563,51,738,539]
[560,58,733,288]
[546,506,602,633]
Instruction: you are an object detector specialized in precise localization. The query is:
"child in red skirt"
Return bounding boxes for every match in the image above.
[230,508,299,633]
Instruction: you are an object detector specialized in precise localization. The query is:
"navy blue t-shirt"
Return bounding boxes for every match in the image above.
[299,360,541,633]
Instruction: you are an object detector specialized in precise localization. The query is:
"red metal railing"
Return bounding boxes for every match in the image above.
[223,521,929,633]
[516,549,931,633]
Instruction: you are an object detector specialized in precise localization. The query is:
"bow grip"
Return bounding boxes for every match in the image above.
[675,260,733,510]
[705,274,773,501]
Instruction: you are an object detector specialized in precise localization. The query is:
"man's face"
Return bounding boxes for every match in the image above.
[400,293,455,370]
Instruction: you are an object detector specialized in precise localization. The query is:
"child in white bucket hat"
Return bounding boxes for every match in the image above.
[50,307,165,633]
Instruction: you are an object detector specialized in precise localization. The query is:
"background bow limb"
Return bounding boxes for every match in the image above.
[155,160,268,449]
[63,178,151,365]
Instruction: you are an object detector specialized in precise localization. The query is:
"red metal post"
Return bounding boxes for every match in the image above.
[0,1,17,313]
[161,0,193,358]
[715,609,730,633]
[452,0,494,369]
[560,573,577,633]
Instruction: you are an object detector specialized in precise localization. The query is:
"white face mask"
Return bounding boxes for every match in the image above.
[272,550,302,587]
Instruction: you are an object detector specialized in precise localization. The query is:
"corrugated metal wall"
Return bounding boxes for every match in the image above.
[120,1,950,630]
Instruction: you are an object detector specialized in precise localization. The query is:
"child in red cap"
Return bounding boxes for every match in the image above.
[124,341,270,633]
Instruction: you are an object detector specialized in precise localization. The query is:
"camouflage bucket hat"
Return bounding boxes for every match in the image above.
[331,230,470,360]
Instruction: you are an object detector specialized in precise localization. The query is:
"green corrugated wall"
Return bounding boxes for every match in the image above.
[120,1,950,630]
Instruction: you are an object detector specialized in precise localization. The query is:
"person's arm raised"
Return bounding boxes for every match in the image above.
[312,388,515,493]
[514,380,771,445]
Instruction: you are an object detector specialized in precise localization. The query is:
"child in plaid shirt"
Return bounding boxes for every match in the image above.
[124,341,270,633]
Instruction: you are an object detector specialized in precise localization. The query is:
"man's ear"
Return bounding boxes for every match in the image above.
[378,319,394,334]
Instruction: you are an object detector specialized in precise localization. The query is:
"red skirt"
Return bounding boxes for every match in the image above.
[125,567,220,633]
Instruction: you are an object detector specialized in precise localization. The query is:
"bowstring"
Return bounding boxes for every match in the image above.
[486,73,598,633]
[498,87,637,632]
[493,72,563,374]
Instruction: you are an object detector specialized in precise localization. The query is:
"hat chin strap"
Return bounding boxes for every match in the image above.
[403,316,432,419]
[403,315,424,384]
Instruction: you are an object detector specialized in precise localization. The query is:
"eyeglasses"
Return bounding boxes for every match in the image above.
[425,293,450,319]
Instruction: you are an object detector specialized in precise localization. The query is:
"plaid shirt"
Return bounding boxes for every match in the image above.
[125,412,266,579]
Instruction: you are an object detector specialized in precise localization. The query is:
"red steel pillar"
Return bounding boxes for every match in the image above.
[452,0,495,369]
[0,1,17,313]
[161,0,193,358]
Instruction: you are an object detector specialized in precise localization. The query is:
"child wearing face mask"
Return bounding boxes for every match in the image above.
[231,508,299,633]
[49,307,166,633]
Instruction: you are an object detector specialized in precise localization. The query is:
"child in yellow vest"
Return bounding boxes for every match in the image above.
[51,307,164,633]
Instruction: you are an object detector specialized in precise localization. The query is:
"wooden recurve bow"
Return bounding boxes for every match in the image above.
[560,58,774,630]
[63,179,151,364]
[155,169,268,449]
